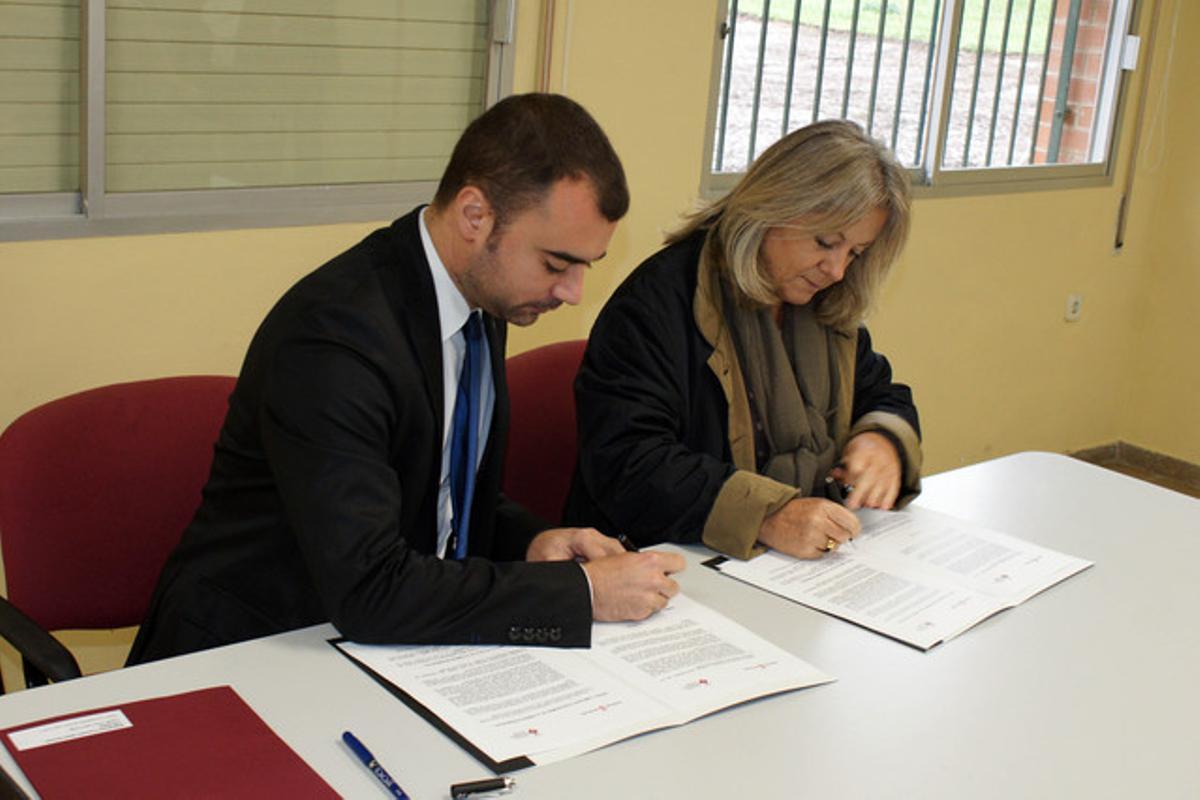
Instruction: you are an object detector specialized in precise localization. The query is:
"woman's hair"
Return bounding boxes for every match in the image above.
[669,119,911,329]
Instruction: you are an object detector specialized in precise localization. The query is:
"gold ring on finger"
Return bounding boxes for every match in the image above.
[824,537,838,552]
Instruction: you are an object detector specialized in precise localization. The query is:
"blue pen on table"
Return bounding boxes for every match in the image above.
[342,730,410,800]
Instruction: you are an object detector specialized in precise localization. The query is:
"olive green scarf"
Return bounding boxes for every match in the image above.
[720,278,839,496]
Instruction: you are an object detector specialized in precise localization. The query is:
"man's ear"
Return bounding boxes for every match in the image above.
[454,186,494,244]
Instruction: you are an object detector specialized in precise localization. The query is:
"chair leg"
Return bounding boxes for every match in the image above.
[21,654,49,690]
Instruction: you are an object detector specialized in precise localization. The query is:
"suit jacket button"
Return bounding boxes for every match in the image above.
[508,626,521,642]
[549,627,562,642]
[522,627,535,642]
[534,629,549,643]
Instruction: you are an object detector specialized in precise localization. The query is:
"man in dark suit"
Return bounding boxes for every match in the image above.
[128,94,685,664]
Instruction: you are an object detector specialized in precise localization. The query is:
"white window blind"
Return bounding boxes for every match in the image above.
[105,0,489,192]
[0,0,81,194]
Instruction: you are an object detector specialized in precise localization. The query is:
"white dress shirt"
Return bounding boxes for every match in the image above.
[419,208,495,558]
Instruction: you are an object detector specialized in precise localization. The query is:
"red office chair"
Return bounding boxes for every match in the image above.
[503,340,587,525]
[0,375,235,691]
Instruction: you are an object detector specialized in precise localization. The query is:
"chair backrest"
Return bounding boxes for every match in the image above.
[0,376,235,632]
[503,340,587,525]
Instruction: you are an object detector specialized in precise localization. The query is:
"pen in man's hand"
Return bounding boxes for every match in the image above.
[451,776,516,798]
[342,730,410,800]
[617,533,639,552]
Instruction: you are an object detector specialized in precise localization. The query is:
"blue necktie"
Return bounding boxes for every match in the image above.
[449,313,483,560]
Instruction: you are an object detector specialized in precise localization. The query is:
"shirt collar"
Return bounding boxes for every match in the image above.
[419,206,474,343]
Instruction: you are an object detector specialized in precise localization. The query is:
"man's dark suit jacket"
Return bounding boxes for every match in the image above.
[127,208,592,664]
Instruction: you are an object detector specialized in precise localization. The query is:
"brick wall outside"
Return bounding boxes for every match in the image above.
[1034,0,1114,163]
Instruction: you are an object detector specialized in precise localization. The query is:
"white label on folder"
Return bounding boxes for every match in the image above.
[8,710,132,751]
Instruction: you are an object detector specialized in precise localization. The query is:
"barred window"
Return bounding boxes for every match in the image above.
[707,0,1138,190]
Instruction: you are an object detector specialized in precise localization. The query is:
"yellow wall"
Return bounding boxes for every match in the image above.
[514,0,1185,474]
[0,0,1193,687]
[1126,0,1200,461]
[0,223,377,417]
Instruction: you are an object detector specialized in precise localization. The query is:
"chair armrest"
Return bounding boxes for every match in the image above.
[0,596,82,689]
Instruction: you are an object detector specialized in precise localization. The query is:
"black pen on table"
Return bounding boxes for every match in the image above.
[342,730,410,800]
[450,776,516,798]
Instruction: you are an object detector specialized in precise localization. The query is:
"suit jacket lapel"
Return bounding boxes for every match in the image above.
[484,314,508,448]
[380,209,444,424]
[379,209,512,557]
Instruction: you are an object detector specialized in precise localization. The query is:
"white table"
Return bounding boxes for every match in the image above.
[1,452,1198,798]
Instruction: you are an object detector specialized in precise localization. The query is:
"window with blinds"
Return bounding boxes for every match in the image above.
[106,0,489,192]
[1,0,510,239]
[0,0,81,194]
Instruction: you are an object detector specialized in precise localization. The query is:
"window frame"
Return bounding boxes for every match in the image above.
[0,0,516,242]
[699,0,1144,200]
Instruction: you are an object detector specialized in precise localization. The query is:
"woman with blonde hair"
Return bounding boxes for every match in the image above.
[564,120,922,560]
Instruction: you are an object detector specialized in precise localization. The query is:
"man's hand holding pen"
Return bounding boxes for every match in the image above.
[583,550,685,621]
[527,527,686,623]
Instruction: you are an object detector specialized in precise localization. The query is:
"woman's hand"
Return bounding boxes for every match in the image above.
[834,432,901,510]
[758,497,860,558]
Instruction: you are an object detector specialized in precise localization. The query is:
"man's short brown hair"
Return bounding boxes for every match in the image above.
[433,93,629,228]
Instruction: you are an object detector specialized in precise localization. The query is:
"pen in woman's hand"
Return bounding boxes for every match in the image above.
[824,474,851,505]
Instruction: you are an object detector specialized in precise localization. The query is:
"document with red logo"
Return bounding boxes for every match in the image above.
[0,685,337,799]
[337,593,831,770]
[709,506,1093,651]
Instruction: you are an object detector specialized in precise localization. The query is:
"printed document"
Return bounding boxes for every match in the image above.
[337,593,831,767]
[711,506,1092,650]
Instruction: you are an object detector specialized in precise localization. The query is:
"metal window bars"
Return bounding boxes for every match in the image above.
[711,0,1109,176]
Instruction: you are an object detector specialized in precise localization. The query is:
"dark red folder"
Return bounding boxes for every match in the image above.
[1,685,338,799]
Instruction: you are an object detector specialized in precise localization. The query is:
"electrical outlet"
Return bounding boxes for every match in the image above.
[1065,293,1083,322]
